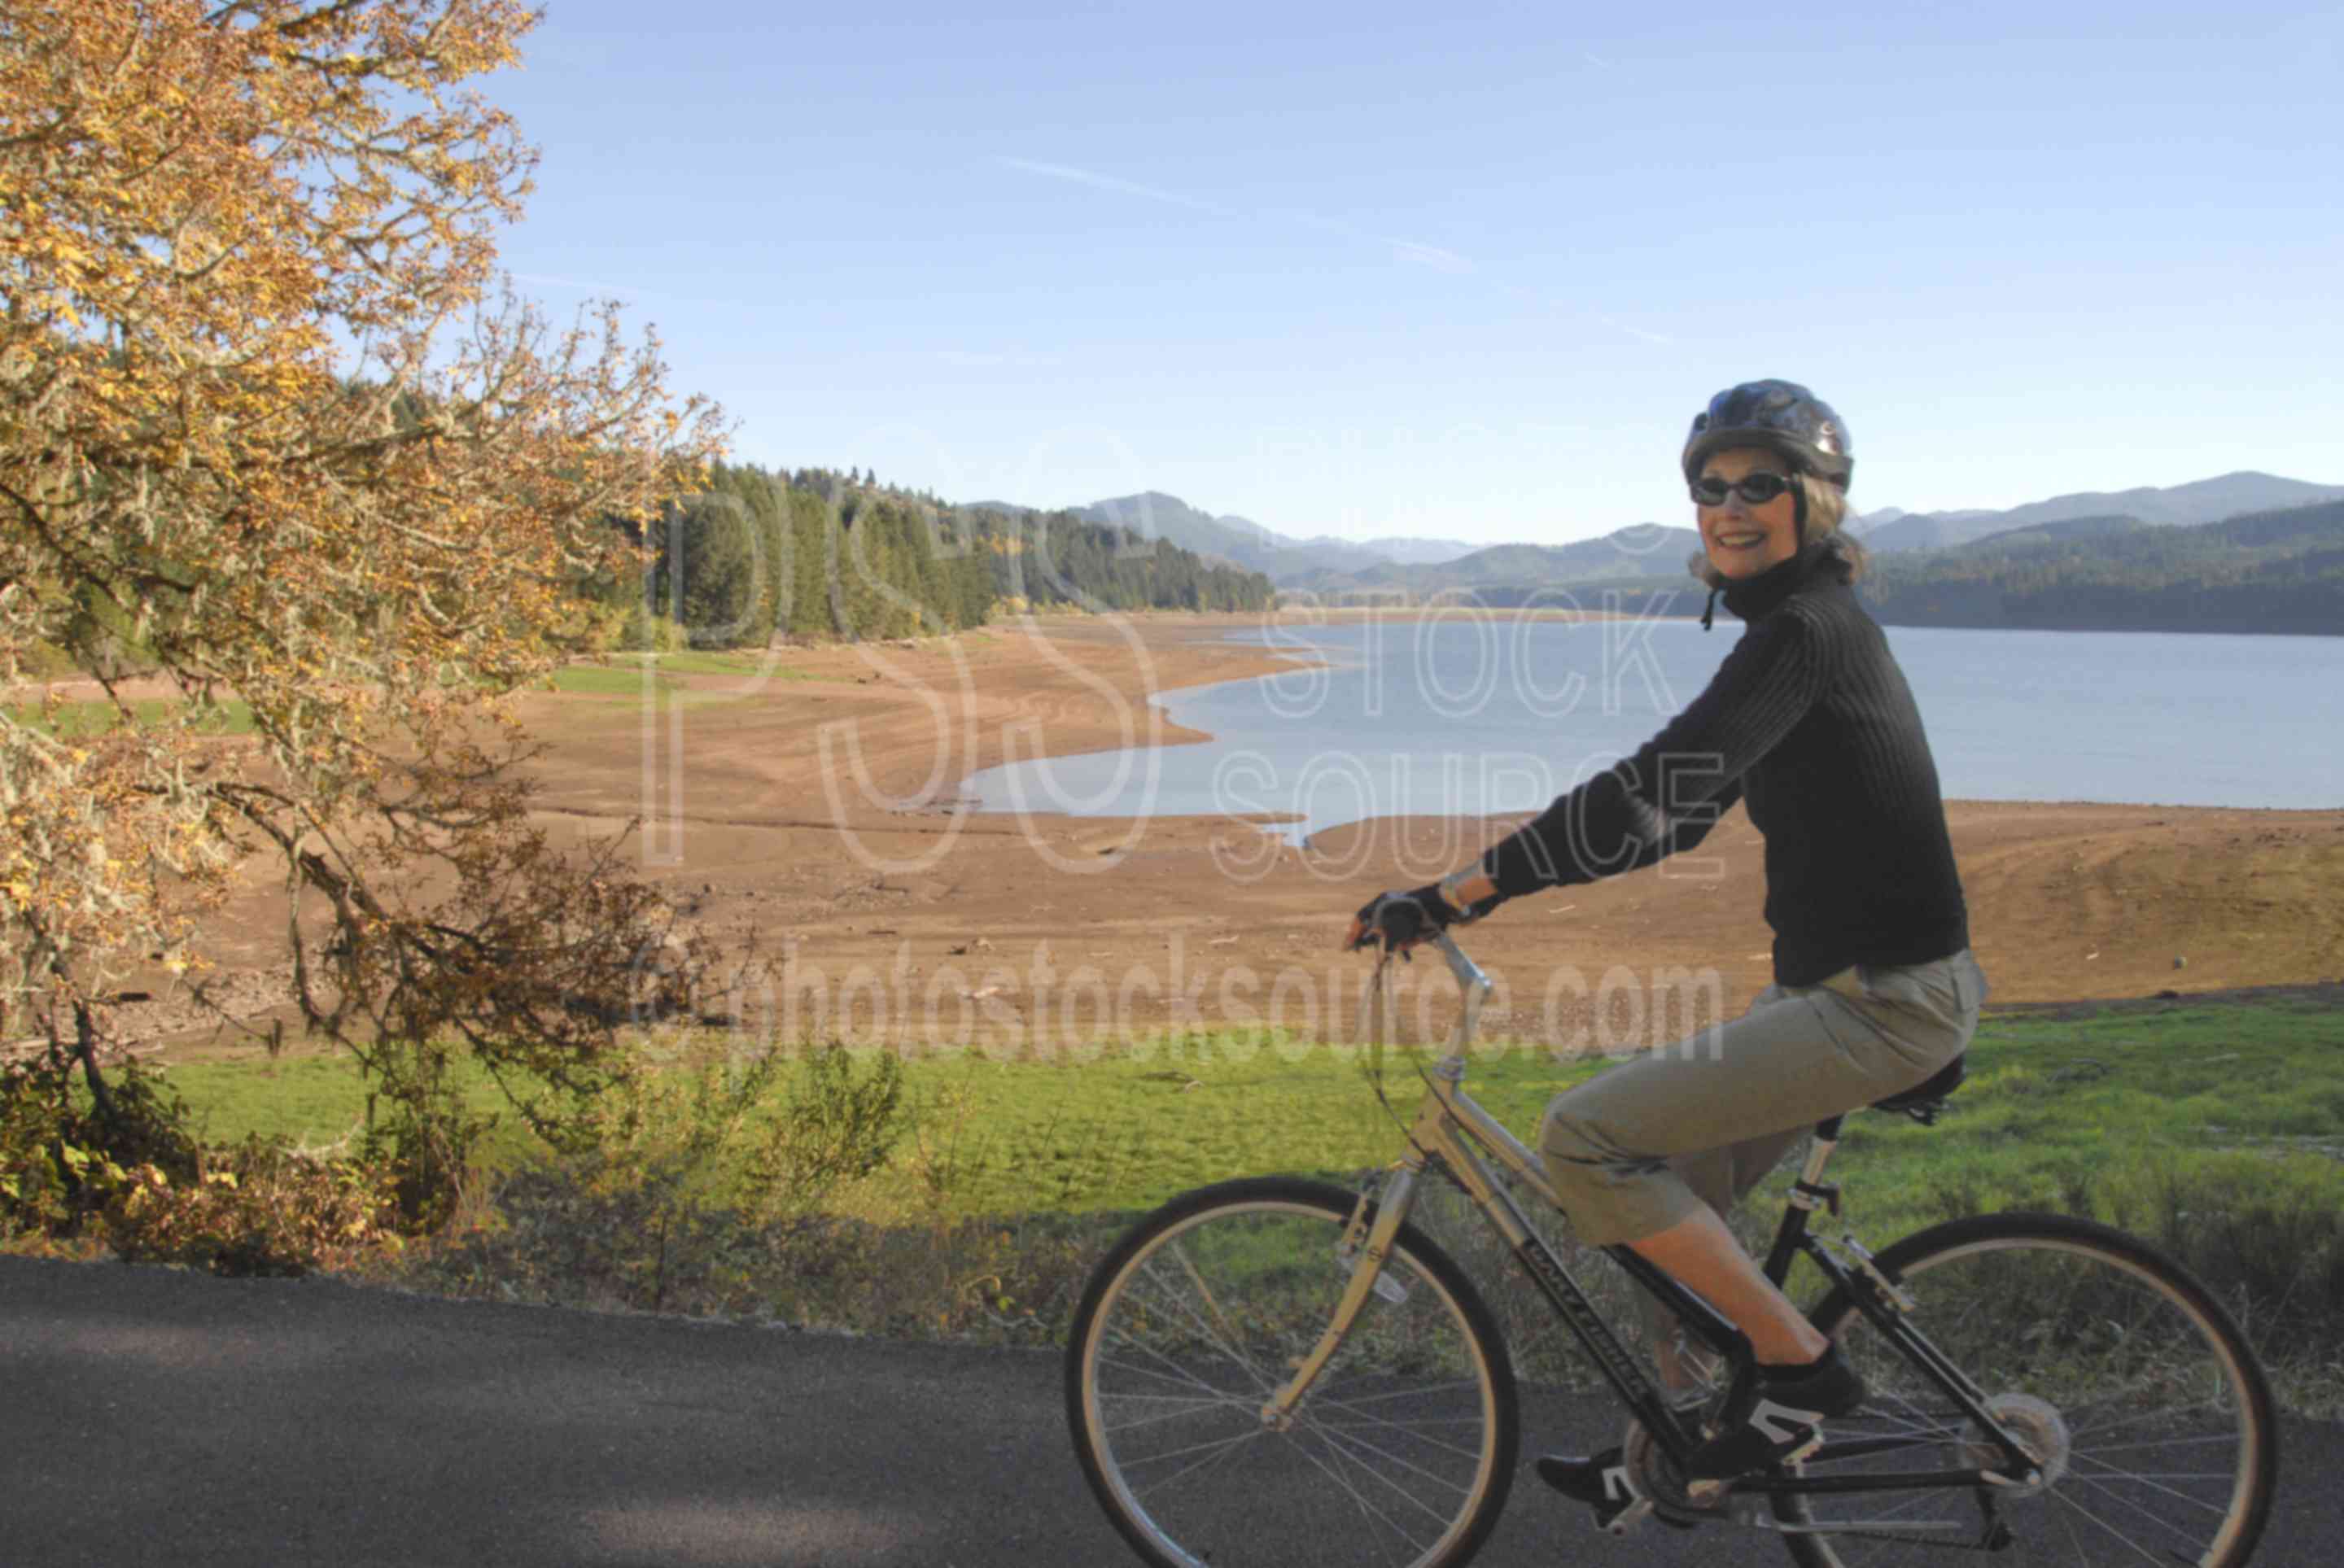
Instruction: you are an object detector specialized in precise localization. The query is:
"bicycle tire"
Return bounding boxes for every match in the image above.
[1780,1211,2277,1568]
[1065,1175,1520,1568]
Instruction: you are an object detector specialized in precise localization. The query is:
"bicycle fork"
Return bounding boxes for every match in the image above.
[1256,1162,1423,1430]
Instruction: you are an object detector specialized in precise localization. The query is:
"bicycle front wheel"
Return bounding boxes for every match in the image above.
[1782,1211,2276,1568]
[1065,1176,1519,1568]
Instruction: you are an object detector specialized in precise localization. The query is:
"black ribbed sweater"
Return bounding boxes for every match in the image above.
[1481,543,1970,987]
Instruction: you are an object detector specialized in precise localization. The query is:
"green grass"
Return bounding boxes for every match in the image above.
[6,697,257,736]
[546,664,677,696]
[1792,999,2344,1233]
[548,653,816,697]
[148,999,2344,1403]
[871,1033,1587,1216]
[160,1054,523,1159]
[601,649,819,678]
[161,1001,2344,1223]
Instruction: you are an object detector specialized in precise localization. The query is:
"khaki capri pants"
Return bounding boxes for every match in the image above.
[1539,950,1988,1248]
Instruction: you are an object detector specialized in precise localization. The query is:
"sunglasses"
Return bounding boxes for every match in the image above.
[1690,472,1796,507]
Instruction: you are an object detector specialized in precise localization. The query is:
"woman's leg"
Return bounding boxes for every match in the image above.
[1629,1205,1826,1365]
[1640,1128,1808,1389]
[1543,957,1980,1354]
[1538,954,1984,1492]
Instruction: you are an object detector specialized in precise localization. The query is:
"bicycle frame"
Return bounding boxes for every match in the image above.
[1263,931,2045,1503]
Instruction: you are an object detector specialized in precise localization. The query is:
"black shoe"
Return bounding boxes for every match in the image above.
[1684,1344,1869,1481]
[1534,1448,1694,1534]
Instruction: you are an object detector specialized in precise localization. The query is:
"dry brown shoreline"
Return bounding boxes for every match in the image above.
[110,613,2344,1058]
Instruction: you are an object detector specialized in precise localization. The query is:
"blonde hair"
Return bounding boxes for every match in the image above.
[1689,470,1869,590]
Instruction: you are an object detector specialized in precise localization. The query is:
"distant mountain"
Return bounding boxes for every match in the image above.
[1284,524,1703,605]
[1858,496,2344,635]
[1072,492,1480,580]
[1950,513,2154,555]
[1857,510,2000,553]
[1077,491,1279,566]
[1358,535,1484,566]
[1034,471,2344,618]
[1254,536,1403,578]
[1854,472,2344,553]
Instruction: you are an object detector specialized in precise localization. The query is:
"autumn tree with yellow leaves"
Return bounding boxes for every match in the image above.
[1,0,725,1223]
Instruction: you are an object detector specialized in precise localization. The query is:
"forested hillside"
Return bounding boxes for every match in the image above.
[1856,498,2344,634]
[579,465,1275,647]
[1264,501,2344,635]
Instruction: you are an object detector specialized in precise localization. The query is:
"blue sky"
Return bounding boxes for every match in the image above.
[488,2,2344,545]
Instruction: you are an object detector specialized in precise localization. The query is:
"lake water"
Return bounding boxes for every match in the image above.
[965,618,2338,836]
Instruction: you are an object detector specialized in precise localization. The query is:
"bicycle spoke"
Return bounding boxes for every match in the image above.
[1785,1217,2271,1568]
[2050,1475,2195,1566]
[2078,1430,2247,1457]
[1097,1335,1240,1400]
[1287,1417,1437,1559]
[1125,1426,1265,1481]
[1102,1397,1245,1438]
[1070,1185,1510,1568]
[1308,1417,1487,1463]
[1130,1423,1261,1505]
[1305,1417,1476,1506]
[2039,1481,2091,1559]
[2066,1460,2235,1526]
[1305,1376,1486,1409]
[2068,1395,2224,1444]
[1132,1259,1278,1394]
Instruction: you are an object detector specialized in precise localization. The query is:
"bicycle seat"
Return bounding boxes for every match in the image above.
[1871,1054,1965,1124]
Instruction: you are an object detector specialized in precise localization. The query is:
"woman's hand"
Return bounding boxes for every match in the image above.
[1344,868,1504,954]
[1343,884,1461,954]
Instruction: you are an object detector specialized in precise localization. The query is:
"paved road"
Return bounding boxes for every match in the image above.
[2,1256,2333,1566]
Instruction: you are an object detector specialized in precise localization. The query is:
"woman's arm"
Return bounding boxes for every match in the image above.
[1481,611,1823,900]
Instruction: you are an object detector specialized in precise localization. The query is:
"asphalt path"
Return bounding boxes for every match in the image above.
[3,1256,2335,1566]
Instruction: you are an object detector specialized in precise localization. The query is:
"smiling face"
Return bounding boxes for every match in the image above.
[1698,446,1801,580]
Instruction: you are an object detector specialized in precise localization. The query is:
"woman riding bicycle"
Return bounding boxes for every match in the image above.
[1346,378,1988,1499]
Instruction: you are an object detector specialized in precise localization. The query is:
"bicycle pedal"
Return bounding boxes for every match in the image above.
[1593,1496,1652,1536]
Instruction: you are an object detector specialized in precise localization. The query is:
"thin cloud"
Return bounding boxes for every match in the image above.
[1279,207,1358,238]
[937,348,1059,369]
[1388,238,1474,275]
[995,157,1240,217]
[1003,161,1472,276]
[1581,50,1617,69]
[1596,312,1674,346]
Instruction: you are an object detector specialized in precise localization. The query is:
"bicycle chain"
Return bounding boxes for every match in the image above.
[1786,1525,2008,1554]
[1707,1500,2012,1554]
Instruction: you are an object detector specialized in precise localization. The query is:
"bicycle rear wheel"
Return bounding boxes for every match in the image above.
[1782,1212,2276,1568]
[1065,1175,1518,1568]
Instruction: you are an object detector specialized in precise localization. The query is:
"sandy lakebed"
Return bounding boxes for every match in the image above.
[53,611,2344,1063]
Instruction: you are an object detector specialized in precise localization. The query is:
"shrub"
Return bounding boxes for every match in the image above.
[104,1137,403,1278]
[396,1044,909,1314]
[1921,1148,2344,1410]
[619,605,690,654]
[0,1049,198,1241]
[741,1046,906,1218]
[361,1039,500,1230]
[9,640,81,680]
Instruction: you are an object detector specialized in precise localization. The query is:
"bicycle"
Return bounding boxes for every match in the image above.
[1064,931,2276,1567]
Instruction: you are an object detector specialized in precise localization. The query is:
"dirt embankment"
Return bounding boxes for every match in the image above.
[87,614,2344,1060]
